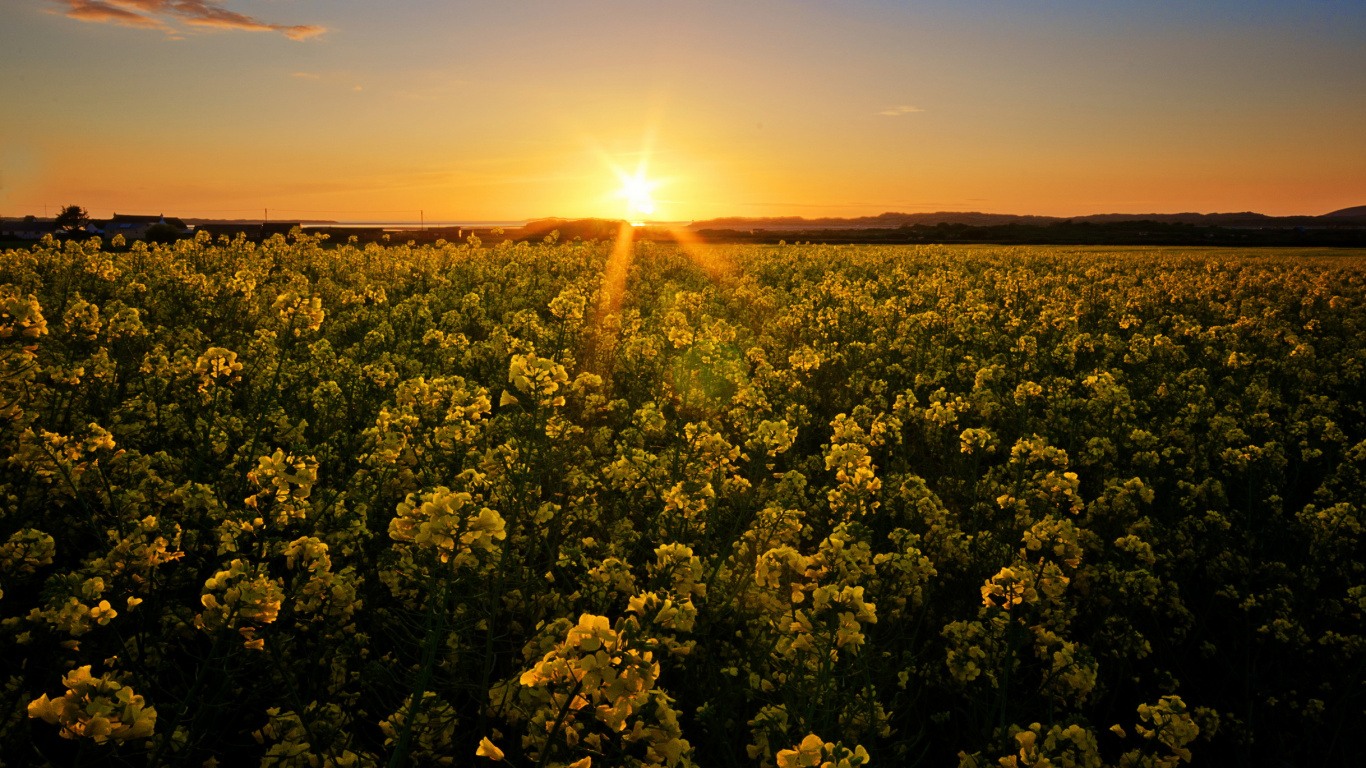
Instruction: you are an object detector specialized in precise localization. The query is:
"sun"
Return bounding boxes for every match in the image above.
[590,125,670,219]
[619,173,656,216]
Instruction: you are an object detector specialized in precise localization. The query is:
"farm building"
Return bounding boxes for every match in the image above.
[0,216,57,239]
[92,214,189,240]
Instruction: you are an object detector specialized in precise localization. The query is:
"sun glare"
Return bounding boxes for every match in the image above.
[590,123,671,220]
[620,174,656,216]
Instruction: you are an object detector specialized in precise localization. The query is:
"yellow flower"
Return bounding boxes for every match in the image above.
[476,736,504,760]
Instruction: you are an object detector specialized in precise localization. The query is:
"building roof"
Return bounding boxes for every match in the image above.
[103,214,188,231]
[1,220,57,234]
[110,213,167,223]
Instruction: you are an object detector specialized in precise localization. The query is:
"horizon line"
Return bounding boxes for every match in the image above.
[5,205,1364,223]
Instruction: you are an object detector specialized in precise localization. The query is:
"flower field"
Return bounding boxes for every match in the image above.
[2,233,1364,767]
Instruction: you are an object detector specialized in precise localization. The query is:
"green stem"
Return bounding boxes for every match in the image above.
[386,569,450,768]
[536,676,586,768]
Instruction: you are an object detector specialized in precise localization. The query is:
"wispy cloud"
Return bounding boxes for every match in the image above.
[877,105,924,116]
[56,0,325,40]
[63,1,172,31]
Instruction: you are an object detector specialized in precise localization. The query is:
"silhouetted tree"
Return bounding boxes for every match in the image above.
[54,205,89,233]
[144,222,183,244]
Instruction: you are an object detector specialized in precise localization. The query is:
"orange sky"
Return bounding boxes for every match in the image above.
[2,0,1364,221]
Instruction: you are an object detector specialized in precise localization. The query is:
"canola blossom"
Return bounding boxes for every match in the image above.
[1,232,1363,765]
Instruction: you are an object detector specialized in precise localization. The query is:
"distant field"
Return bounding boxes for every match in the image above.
[3,237,1364,766]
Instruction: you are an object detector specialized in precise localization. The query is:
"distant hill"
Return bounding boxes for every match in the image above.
[1325,206,1366,218]
[516,218,629,242]
[691,212,1058,229]
[690,210,1366,230]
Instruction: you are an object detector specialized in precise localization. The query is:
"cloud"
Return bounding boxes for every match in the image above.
[291,72,321,79]
[877,105,924,116]
[63,1,172,31]
[57,0,325,40]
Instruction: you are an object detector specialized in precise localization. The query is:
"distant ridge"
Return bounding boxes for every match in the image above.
[1325,205,1366,218]
[690,209,1366,230]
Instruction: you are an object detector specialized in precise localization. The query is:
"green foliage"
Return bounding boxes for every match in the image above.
[143,223,183,244]
[1,234,1363,766]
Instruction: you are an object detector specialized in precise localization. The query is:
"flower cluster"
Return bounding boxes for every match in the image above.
[388,486,506,568]
[1,233,1361,765]
[27,666,156,743]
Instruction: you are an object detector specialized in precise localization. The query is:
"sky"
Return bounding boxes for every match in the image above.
[2,0,1365,222]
